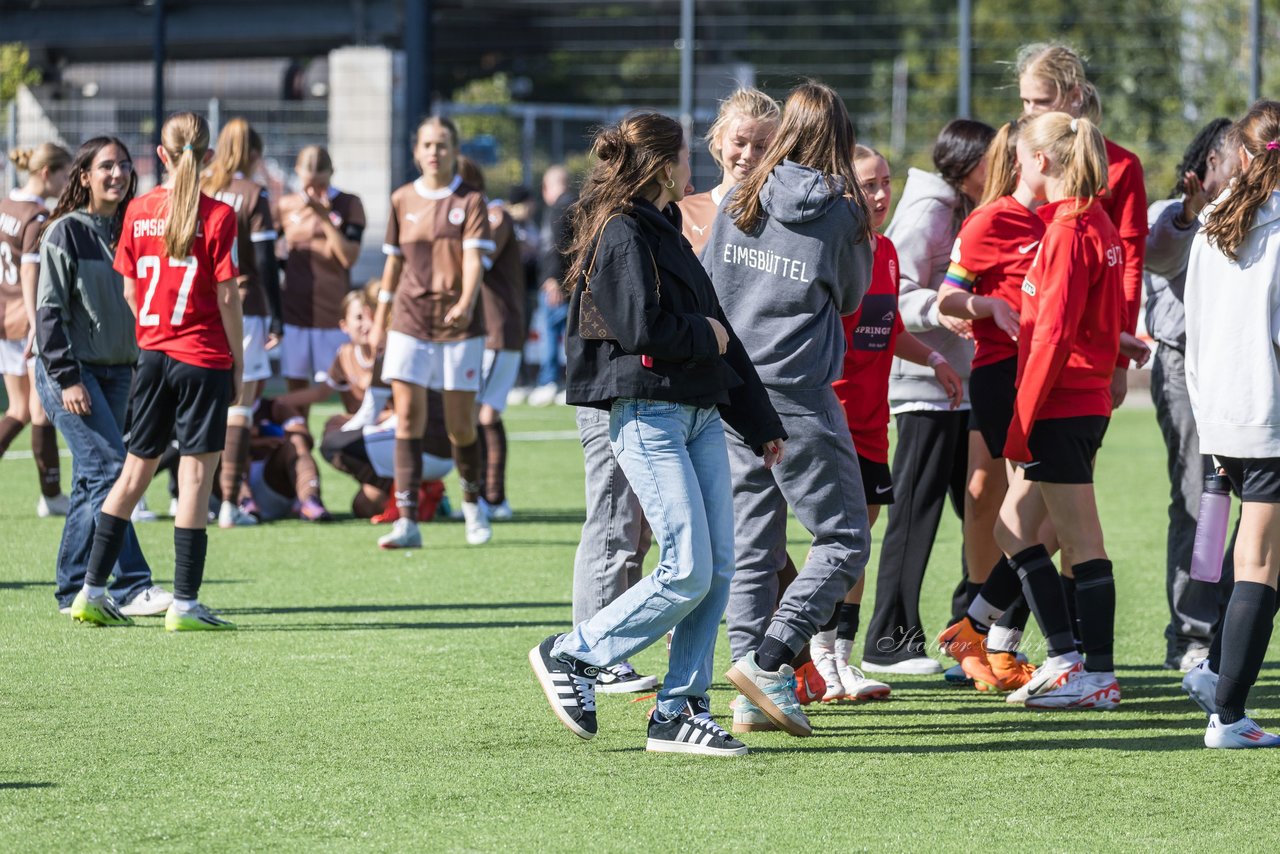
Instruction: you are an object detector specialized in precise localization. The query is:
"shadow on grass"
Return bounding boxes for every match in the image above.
[221,602,569,616]
[0,782,56,790]
[0,581,45,591]
[809,715,1200,736]
[741,732,1202,753]
[241,619,565,632]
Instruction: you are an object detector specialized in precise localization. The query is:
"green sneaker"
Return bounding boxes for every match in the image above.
[69,589,134,627]
[165,602,236,632]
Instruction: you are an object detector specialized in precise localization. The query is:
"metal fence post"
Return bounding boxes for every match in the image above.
[1251,0,1262,104]
[5,101,16,193]
[957,0,972,119]
[152,0,166,181]
[679,0,695,151]
[208,97,221,143]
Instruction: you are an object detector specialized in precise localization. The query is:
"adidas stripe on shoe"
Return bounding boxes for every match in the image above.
[646,697,747,757]
[529,634,599,740]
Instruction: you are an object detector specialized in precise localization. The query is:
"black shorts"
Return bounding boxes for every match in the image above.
[1217,456,1280,503]
[968,356,1017,459]
[859,454,894,505]
[1021,415,1109,484]
[126,349,233,457]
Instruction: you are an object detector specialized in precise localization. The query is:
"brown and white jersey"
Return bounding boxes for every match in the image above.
[677,187,725,258]
[0,189,48,341]
[383,175,493,343]
[280,188,366,329]
[323,341,388,413]
[481,202,526,351]
[210,174,276,318]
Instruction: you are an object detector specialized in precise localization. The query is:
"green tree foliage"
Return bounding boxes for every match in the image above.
[1,42,41,107]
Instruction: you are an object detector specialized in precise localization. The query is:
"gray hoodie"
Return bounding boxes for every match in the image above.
[703,160,874,394]
[883,168,973,410]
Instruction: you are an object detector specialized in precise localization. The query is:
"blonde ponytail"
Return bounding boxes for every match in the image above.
[978,119,1022,207]
[202,117,262,195]
[1021,111,1108,215]
[160,111,211,259]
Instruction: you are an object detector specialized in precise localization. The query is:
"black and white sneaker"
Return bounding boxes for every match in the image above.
[529,634,599,740]
[646,697,748,757]
[595,661,660,694]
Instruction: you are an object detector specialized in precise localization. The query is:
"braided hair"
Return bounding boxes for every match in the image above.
[1172,117,1233,197]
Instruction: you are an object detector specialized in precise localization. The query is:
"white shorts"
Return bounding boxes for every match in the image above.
[248,459,296,521]
[281,324,350,382]
[362,419,455,481]
[242,316,273,384]
[0,339,29,377]
[381,331,484,393]
[477,349,522,412]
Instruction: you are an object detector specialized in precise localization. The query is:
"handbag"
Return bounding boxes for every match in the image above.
[579,213,661,341]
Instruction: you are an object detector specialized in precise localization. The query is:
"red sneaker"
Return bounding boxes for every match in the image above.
[419,480,446,521]
[369,494,400,525]
[794,660,827,706]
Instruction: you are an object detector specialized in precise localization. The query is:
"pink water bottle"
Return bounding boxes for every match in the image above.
[1190,471,1232,583]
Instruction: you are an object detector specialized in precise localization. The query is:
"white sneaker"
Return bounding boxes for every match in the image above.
[838,663,891,701]
[730,693,777,733]
[462,500,492,545]
[526,383,559,407]
[119,585,174,617]
[377,517,422,550]
[595,661,659,694]
[813,652,844,702]
[1008,657,1082,705]
[554,389,567,406]
[168,497,180,517]
[1022,664,1120,710]
[1178,643,1211,673]
[36,494,71,518]
[480,498,513,521]
[218,500,258,529]
[1183,659,1219,716]
[860,656,944,675]
[506,386,531,407]
[131,497,158,523]
[1205,714,1280,748]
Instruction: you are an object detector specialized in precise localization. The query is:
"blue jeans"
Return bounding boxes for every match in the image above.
[554,399,735,717]
[35,360,153,608]
[536,293,568,388]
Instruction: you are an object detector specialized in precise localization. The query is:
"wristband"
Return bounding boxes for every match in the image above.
[377,289,394,304]
[927,351,948,368]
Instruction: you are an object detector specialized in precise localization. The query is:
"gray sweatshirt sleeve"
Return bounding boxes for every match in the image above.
[834,214,875,315]
[36,238,81,388]
[1145,200,1198,299]
[887,205,951,333]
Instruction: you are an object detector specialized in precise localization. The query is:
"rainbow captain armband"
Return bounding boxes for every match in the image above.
[942,262,977,292]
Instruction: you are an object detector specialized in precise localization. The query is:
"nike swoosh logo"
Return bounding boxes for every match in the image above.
[1022,461,1041,468]
[691,224,708,235]
[1018,242,1039,254]
[875,485,892,494]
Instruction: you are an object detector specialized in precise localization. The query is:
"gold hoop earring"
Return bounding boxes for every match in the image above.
[664,177,675,190]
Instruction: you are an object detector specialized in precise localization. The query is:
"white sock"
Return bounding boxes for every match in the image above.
[810,629,836,657]
[833,638,855,667]
[85,584,106,599]
[1046,651,1082,670]
[987,626,1022,654]
[173,597,199,613]
[966,594,1004,629]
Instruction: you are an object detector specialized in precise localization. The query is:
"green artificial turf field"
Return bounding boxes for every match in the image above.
[2,401,1278,851]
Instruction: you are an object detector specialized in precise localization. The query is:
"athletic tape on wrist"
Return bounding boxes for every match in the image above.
[228,405,254,419]
[377,289,394,304]
[927,351,948,368]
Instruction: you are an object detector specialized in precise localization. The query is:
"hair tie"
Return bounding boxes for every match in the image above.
[1267,141,1280,151]
[1069,118,1079,133]
[182,144,193,152]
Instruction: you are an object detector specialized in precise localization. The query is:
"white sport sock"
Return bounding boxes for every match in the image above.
[1046,651,1082,669]
[967,594,1004,629]
[833,638,855,667]
[987,626,1022,654]
[85,584,107,599]
[173,597,199,613]
[810,629,836,657]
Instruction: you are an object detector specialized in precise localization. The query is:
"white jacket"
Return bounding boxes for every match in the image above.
[1186,189,1280,458]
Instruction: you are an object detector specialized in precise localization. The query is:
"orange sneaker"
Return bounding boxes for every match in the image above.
[369,494,400,525]
[419,479,446,521]
[936,617,999,691]
[794,660,827,705]
[989,651,1036,692]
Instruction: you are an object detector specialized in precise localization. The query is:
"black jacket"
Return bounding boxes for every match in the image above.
[537,190,575,285]
[565,198,784,452]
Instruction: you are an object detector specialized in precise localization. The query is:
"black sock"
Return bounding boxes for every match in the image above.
[994,596,1030,631]
[1209,594,1280,673]
[1072,560,1116,672]
[1215,581,1277,724]
[1060,574,1083,651]
[818,608,839,633]
[1010,544,1076,657]
[964,581,983,607]
[836,603,861,641]
[967,556,1022,631]
[173,527,209,601]
[756,636,796,673]
[85,513,131,588]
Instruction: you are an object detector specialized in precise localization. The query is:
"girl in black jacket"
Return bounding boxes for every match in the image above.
[529,112,784,757]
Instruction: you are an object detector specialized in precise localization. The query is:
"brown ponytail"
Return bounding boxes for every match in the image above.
[978,119,1022,207]
[202,117,261,195]
[160,111,211,259]
[1021,111,1109,215]
[1204,100,1280,262]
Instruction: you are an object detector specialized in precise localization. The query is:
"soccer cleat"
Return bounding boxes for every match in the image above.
[937,617,999,691]
[218,500,259,528]
[298,497,333,523]
[119,585,174,617]
[838,663,891,701]
[418,480,446,522]
[595,661,659,694]
[730,694,778,733]
[377,517,422,550]
[36,493,71,518]
[1204,714,1280,749]
[793,660,827,705]
[1177,643,1211,673]
[130,497,158,523]
[462,500,492,545]
[989,651,1037,692]
[1069,671,1121,709]
[1183,659,1219,717]
[943,663,974,685]
[812,652,845,702]
[860,656,944,675]
[481,498,514,521]
[528,634,598,739]
[369,494,400,525]
[646,697,748,757]
[725,652,812,737]
[69,589,133,627]
[165,602,236,632]
[1008,658,1083,705]
[526,383,559,407]
[167,497,180,518]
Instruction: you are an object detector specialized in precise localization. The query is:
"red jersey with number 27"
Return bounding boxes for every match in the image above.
[114,189,240,369]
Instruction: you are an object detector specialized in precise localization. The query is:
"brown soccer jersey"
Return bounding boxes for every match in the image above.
[383,176,494,343]
[325,341,388,414]
[210,175,276,318]
[677,189,725,258]
[481,202,526,351]
[0,190,49,341]
[280,189,366,329]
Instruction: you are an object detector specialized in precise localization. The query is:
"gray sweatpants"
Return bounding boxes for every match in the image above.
[1151,345,1233,658]
[725,386,871,660]
[571,407,653,625]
